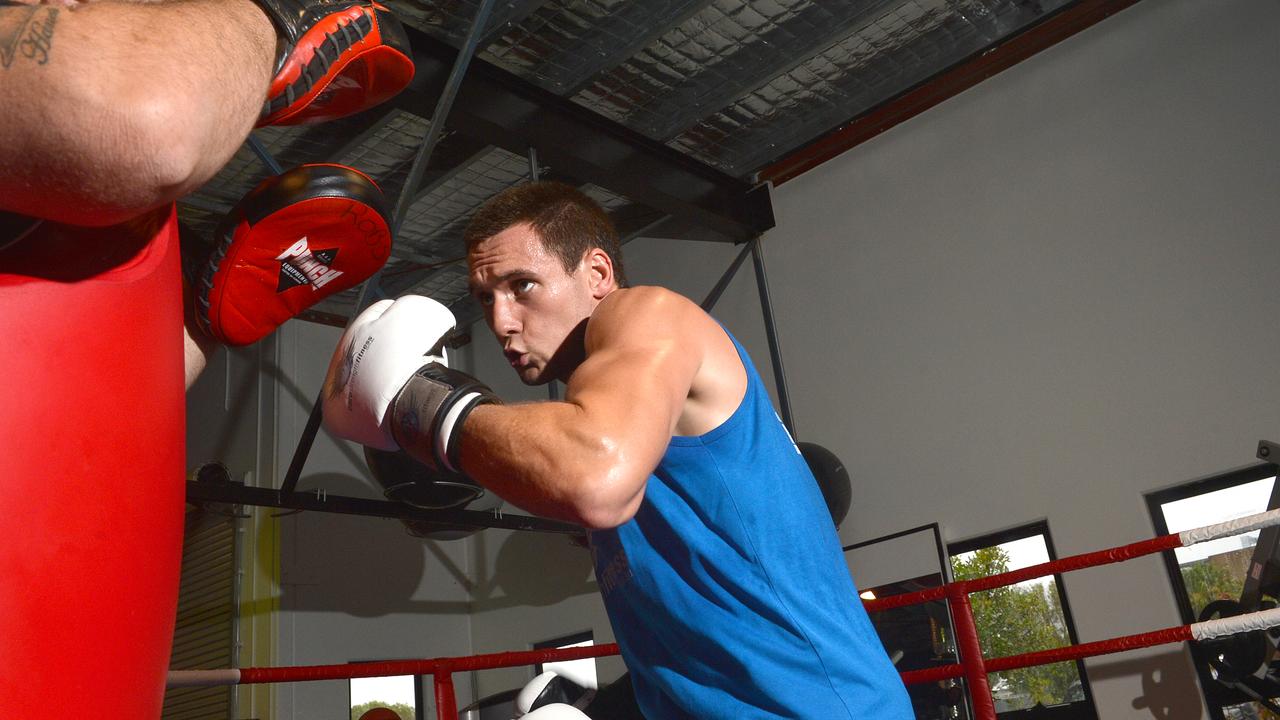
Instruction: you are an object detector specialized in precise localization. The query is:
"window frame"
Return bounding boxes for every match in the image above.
[845,522,963,719]
[346,663,425,720]
[948,520,1099,720]
[532,629,596,680]
[1145,460,1280,720]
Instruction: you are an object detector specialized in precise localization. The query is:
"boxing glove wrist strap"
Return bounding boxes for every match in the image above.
[390,363,499,474]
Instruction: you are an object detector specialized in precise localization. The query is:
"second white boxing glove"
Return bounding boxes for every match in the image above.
[521,705,592,720]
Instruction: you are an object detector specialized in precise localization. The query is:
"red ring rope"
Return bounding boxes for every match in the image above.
[170,508,1280,720]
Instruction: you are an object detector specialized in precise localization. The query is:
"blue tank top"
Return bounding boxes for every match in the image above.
[589,329,913,719]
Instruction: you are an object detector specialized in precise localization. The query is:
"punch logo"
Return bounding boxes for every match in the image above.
[276,237,343,292]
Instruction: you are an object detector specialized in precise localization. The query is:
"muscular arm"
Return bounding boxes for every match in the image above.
[458,289,704,529]
[0,0,274,226]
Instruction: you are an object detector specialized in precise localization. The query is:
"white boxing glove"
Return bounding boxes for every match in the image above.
[521,705,592,720]
[515,672,594,718]
[321,295,456,451]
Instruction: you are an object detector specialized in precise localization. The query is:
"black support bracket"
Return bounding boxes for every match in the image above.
[186,477,583,536]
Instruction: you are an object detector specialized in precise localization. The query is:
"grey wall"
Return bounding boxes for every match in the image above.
[189,322,481,720]
[628,0,1280,717]
[273,320,479,719]
[186,337,281,718]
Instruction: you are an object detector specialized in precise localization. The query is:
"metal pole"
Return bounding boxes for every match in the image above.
[279,0,502,496]
[246,134,285,176]
[280,406,323,495]
[528,145,540,180]
[700,240,754,312]
[750,236,796,438]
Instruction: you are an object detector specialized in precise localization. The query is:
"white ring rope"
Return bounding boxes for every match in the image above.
[1179,508,1280,547]
[1192,606,1280,641]
[167,669,241,688]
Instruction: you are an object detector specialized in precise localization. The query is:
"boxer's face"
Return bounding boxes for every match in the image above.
[468,222,599,385]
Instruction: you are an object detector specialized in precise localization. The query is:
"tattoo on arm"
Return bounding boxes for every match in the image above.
[0,6,57,69]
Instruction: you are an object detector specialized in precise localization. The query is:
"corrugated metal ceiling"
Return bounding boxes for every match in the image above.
[180,0,1076,324]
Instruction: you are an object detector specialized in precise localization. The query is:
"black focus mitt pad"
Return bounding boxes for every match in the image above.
[391,362,500,475]
[253,0,414,126]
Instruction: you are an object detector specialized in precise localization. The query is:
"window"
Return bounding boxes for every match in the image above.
[350,672,420,720]
[534,630,598,690]
[847,524,962,720]
[1147,462,1280,720]
[949,522,1097,719]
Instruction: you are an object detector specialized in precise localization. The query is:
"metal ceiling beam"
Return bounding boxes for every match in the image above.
[409,142,494,205]
[478,0,552,47]
[385,189,665,309]
[376,171,582,302]
[326,106,400,164]
[391,25,774,243]
[554,0,718,96]
[759,0,1146,185]
[609,203,670,240]
[644,0,900,142]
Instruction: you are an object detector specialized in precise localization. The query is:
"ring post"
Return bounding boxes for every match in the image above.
[947,583,997,720]
[434,673,458,720]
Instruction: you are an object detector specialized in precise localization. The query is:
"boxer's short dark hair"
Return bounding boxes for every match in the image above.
[464,181,627,287]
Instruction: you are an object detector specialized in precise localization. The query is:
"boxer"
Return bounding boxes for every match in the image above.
[323,182,914,719]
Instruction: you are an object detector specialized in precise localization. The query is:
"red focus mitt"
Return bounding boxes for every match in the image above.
[193,163,392,347]
[253,0,414,127]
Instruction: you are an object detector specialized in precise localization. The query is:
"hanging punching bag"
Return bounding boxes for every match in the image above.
[798,442,852,529]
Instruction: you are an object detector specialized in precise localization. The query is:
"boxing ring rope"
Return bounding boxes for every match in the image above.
[168,508,1280,720]
[898,607,1280,685]
[169,644,621,718]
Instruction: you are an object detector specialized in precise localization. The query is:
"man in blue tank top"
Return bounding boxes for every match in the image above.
[321,181,914,719]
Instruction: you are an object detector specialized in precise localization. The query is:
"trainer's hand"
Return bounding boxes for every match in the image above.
[321,295,454,451]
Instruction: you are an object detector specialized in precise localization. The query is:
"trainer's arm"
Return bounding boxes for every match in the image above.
[0,0,274,226]
[458,289,702,529]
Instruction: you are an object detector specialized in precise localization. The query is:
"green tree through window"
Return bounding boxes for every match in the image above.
[351,700,415,720]
[951,545,1083,710]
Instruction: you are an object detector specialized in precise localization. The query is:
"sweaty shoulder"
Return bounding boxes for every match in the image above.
[584,286,704,350]
[587,286,747,436]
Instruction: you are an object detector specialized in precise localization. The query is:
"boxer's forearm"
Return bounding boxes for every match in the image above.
[0,0,274,225]
[457,402,648,530]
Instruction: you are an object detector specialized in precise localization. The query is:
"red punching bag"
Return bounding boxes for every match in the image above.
[0,207,186,718]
